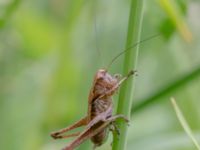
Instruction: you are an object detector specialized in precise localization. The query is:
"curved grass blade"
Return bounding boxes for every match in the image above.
[132,66,200,114]
[171,97,200,150]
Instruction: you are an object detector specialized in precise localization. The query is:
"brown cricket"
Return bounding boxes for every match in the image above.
[50,68,135,150]
[50,34,158,150]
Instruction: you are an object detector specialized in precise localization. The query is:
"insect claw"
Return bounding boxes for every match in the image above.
[110,121,120,140]
[50,132,66,139]
[129,70,138,76]
[50,132,59,139]
[115,127,120,137]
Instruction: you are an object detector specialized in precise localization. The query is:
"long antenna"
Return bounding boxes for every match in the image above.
[93,0,103,66]
[94,16,101,60]
[106,34,161,70]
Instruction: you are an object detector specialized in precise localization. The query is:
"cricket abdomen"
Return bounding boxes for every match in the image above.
[90,98,112,146]
[91,123,109,146]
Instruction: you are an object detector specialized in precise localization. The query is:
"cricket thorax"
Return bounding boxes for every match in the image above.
[93,69,118,97]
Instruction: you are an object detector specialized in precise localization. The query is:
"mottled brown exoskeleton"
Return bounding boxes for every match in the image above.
[50,69,135,150]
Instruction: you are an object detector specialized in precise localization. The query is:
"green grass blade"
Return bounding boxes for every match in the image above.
[112,0,144,150]
[171,97,200,150]
[132,66,200,114]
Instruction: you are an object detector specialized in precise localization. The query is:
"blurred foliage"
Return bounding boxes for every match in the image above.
[0,0,200,150]
[158,0,188,40]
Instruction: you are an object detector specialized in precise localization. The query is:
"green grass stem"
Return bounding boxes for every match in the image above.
[112,0,144,150]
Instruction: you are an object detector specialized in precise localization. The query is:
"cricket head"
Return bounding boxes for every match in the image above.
[93,69,119,96]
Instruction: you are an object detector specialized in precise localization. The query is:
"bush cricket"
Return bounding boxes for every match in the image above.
[51,67,135,149]
[50,34,159,150]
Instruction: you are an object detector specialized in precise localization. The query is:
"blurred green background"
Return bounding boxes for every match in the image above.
[0,0,200,150]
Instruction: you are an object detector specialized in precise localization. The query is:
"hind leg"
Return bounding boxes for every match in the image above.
[51,116,88,139]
